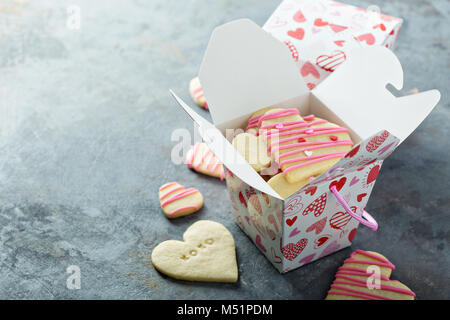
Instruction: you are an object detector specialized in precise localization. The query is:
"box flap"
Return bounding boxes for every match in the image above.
[199,19,309,127]
[312,46,441,143]
[170,90,282,199]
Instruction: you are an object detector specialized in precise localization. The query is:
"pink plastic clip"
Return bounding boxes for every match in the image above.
[330,186,378,231]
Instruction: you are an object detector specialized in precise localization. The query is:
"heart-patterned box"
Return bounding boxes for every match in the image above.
[264,0,403,89]
[171,19,440,273]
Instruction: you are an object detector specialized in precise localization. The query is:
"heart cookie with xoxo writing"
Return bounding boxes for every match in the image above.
[151,220,238,282]
[158,182,203,219]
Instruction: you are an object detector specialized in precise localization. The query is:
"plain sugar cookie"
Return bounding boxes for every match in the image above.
[267,172,309,199]
[159,182,203,218]
[325,250,416,300]
[151,220,238,282]
[232,133,271,172]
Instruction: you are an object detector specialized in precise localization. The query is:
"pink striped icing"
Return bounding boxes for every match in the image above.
[255,111,353,177]
[187,142,225,180]
[159,182,201,216]
[326,250,415,300]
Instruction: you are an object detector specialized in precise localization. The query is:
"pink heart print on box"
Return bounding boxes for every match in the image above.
[263,0,403,87]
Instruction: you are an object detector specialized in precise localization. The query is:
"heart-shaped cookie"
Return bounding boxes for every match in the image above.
[186,142,225,180]
[326,250,415,300]
[260,109,353,184]
[151,220,238,282]
[232,132,271,172]
[159,182,203,218]
[189,77,208,109]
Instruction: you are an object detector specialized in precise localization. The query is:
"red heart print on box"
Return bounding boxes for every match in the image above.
[287,28,305,40]
[329,177,346,192]
[305,186,317,196]
[366,165,380,185]
[348,228,357,243]
[345,145,360,158]
[316,51,346,72]
[330,206,356,230]
[366,130,389,152]
[301,61,320,78]
[334,40,345,47]
[356,33,376,45]
[255,234,267,253]
[302,192,327,217]
[314,18,328,27]
[306,217,327,235]
[293,10,306,23]
[314,234,331,248]
[318,240,340,259]
[329,24,347,33]
[357,193,367,202]
[281,238,308,261]
[286,216,297,227]
[238,192,247,208]
[284,194,303,216]
[271,247,282,264]
[284,41,299,62]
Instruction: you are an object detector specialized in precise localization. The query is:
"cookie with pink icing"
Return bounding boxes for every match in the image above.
[186,142,225,180]
[189,77,208,110]
[259,108,354,184]
[159,182,203,218]
[325,249,416,300]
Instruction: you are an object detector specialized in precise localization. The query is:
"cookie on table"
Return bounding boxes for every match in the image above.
[232,132,271,172]
[325,249,416,300]
[158,182,203,218]
[260,109,353,184]
[189,77,208,110]
[267,172,309,199]
[186,142,225,180]
[151,220,238,282]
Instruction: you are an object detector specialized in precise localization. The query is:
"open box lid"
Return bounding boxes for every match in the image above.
[199,18,440,143]
[171,19,441,200]
[199,19,310,127]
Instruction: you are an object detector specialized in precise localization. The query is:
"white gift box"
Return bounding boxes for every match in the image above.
[264,0,403,88]
[171,19,440,273]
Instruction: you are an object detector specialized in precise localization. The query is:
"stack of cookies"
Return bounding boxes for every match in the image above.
[232,107,354,198]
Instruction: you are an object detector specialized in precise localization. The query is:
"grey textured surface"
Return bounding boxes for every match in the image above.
[0,0,448,299]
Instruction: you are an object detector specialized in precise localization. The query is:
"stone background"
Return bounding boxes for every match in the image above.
[0,0,448,299]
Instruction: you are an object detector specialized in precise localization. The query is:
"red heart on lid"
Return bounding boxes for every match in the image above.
[373,23,386,31]
[334,40,345,47]
[293,10,306,23]
[314,18,328,26]
[287,28,305,40]
[356,33,376,45]
[329,24,347,33]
